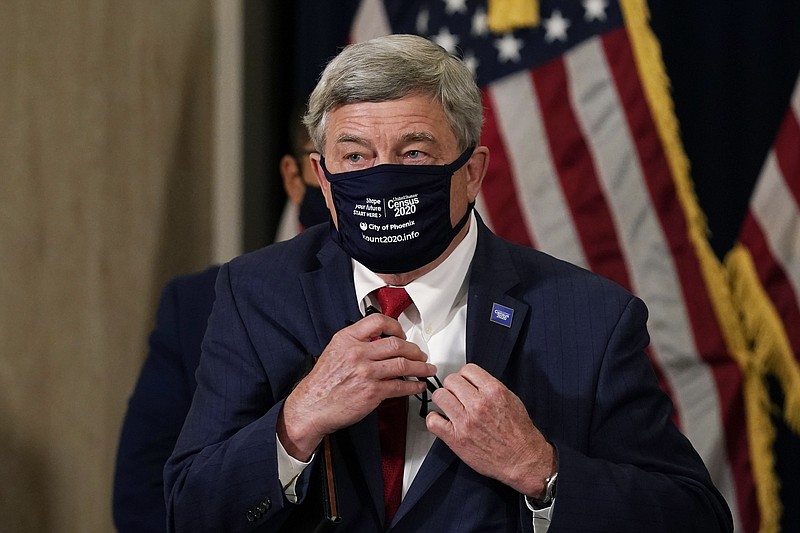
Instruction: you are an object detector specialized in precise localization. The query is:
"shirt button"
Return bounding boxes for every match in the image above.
[246,510,256,522]
[425,326,432,335]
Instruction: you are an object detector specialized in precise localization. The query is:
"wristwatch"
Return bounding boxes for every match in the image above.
[530,472,558,509]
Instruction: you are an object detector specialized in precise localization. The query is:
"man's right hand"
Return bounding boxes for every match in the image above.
[277,312,434,461]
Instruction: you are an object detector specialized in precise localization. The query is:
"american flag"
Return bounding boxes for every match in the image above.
[733,75,800,365]
[348,0,758,530]
[726,75,800,533]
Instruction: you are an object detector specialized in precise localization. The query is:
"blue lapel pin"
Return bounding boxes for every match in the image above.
[490,302,514,328]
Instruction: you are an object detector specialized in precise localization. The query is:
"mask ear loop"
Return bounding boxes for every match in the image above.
[319,156,351,251]
[448,200,475,241]
[443,146,476,174]
[442,147,476,240]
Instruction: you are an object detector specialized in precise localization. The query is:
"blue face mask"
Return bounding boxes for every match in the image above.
[320,148,474,274]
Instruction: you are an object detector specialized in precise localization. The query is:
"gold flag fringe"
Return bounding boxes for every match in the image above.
[725,243,800,533]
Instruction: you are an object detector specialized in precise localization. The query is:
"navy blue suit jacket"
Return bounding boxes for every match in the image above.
[165,218,732,532]
[113,266,219,533]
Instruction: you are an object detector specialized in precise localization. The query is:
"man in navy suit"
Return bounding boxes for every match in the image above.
[164,34,733,532]
[113,266,219,533]
[112,104,327,532]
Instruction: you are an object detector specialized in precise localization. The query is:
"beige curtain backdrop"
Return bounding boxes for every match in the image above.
[0,1,214,531]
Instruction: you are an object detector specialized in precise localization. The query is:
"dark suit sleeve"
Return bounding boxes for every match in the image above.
[164,262,306,532]
[549,296,733,532]
[113,270,215,533]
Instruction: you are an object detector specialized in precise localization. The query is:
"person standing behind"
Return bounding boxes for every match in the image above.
[111,108,327,533]
[275,103,329,241]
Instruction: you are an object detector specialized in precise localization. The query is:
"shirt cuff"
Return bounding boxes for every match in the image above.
[276,433,314,503]
[525,495,555,533]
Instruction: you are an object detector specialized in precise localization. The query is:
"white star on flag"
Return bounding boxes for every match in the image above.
[494,32,523,63]
[543,10,571,42]
[583,0,609,22]
[416,8,430,34]
[462,50,479,76]
[471,7,489,37]
[444,0,468,16]
[433,26,460,54]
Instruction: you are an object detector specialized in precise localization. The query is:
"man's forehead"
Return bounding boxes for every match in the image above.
[333,130,437,145]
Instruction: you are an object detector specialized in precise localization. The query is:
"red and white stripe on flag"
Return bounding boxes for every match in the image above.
[349,0,757,530]
[735,76,800,361]
[725,74,800,533]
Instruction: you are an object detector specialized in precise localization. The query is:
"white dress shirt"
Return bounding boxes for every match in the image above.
[352,212,477,498]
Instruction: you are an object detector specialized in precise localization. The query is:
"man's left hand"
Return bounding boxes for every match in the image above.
[426,363,556,499]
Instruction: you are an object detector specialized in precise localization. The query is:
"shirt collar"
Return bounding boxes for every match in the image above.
[352,212,478,334]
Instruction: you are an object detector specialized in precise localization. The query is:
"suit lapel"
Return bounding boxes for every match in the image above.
[391,438,455,525]
[464,218,529,377]
[298,240,385,521]
[299,239,360,351]
[394,220,530,525]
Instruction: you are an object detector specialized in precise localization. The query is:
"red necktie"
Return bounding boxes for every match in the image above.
[374,286,412,525]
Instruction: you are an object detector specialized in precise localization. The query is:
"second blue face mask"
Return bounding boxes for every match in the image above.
[320,147,474,274]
